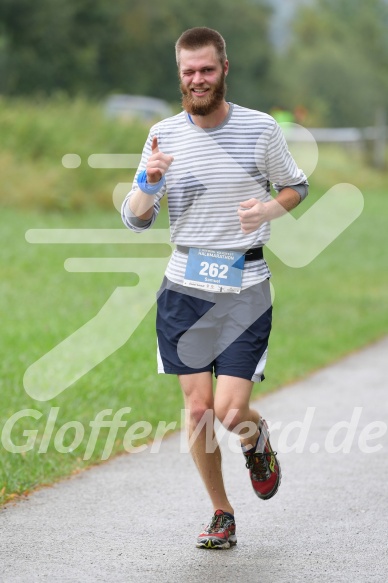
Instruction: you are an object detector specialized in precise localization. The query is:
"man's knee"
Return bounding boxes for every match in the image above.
[186,401,214,428]
[214,403,246,430]
[179,373,214,428]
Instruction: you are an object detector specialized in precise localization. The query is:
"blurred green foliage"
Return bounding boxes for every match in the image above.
[0,0,273,111]
[0,96,148,210]
[0,0,387,124]
[278,0,388,126]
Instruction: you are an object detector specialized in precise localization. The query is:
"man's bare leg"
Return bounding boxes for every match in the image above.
[214,375,261,448]
[214,374,281,501]
[179,372,234,515]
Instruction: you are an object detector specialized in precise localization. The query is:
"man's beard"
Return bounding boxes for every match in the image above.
[180,71,227,116]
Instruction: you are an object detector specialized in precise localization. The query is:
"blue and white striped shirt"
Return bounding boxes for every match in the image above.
[122,103,308,289]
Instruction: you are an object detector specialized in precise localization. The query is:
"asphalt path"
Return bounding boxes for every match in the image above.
[1,338,387,582]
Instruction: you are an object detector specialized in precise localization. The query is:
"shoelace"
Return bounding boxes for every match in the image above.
[245,451,277,481]
[207,514,229,533]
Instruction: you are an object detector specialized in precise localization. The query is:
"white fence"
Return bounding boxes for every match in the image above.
[283,114,387,169]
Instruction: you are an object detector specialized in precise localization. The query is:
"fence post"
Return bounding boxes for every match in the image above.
[373,108,387,169]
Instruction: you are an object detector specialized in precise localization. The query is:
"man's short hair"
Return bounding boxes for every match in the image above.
[175,27,227,67]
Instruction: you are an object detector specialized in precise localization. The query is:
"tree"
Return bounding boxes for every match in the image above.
[0,0,275,112]
[276,0,388,126]
[0,0,114,94]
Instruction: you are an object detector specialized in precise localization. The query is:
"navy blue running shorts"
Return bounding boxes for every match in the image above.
[156,277,272,382]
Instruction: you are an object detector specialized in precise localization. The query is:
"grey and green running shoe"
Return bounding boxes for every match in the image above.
[196,509,237,549]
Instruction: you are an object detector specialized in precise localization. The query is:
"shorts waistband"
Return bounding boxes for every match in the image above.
[176,246,264,262]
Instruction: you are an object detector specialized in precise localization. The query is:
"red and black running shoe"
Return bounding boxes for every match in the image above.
[242,418,281,500]
[196,509,237,549]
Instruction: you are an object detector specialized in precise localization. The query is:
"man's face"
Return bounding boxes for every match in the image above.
[178,46,228,116]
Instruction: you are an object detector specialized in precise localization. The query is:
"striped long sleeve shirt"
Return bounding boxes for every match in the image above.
[122,103,308,289]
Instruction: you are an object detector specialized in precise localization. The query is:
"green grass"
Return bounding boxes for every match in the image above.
[0,98,387,505]
[0,95,149,211]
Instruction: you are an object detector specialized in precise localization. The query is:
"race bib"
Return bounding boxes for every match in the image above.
[183,248,245,293]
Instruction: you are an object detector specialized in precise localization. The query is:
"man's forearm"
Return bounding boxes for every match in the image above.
[265,187,301,220]
[127,188,155,221]
[238,186,304,234]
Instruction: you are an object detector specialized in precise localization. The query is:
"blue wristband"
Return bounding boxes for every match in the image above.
[137,170,165,195]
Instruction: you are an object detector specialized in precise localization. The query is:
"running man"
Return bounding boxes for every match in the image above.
[122,27,308,549]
